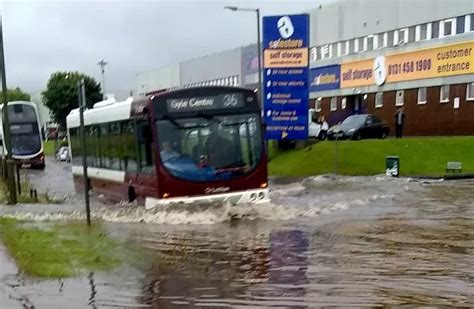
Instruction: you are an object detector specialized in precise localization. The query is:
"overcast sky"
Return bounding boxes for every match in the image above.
[2,0,321,95]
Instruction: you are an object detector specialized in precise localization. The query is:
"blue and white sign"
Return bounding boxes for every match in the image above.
[263,14,310,140]
[309,65,341,92]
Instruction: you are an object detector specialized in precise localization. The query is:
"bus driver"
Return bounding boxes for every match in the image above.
[160,141,180,162]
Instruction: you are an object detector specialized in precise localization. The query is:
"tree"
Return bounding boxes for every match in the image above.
[42,71,102,128]
[6,87,30,102]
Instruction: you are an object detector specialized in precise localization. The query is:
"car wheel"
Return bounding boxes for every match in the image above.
[352,131,362,140]
[318,131,327,141]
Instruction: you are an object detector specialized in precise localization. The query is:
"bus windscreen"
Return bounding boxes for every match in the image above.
[156,113,262,182]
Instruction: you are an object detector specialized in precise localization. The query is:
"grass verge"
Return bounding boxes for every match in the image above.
[0,180,56,204]
[43,140,60,156]
[269,136,474,177]
[0,218,120,278]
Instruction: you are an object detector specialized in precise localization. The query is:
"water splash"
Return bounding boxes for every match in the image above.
[0,175,410,225]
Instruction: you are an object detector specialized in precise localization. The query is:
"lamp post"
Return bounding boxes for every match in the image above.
[0,13,17,204]
[224,6,262,108]
[97,59,107,99]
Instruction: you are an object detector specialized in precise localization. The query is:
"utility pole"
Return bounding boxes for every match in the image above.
[0,14,17,204]
[97,59,107,99]
[256,8,262,110]
[78,80,91,226]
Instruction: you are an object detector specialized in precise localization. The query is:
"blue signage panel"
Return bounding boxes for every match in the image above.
[263,14,309,141]
[263,15,310,50]
[309,65,341,92]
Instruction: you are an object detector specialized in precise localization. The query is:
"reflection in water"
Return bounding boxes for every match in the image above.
[0,178,473,307]
[88,272,97,309]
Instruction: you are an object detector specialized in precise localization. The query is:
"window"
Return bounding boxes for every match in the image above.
[387,31,394,47]
[69,128,81,165]
[376,33,383,49]
[331,43,337,57]
[418,87,427,105]
[394,28,408,45]
[375,92,383,108]
[417,23,428,41]
[395,90,404,106]
[100,124,110,169]
[341,97,347,110]
[441,18,456,37]
[336,42,342,57]
[156,114,262,182]
[432,21,439,39]
[364,35,374,51]
[349,39,355,54]
[354,38,359,53]
[330,97,337,111]
[122,121,138,172]
[136,121,154,173]
[310,47,318,62]
[457,16,465,34]
[344,41,350,55]
[440,85,450,103]
[315,98,322,112]
[467,82,474,100]
[320,44,331,59]
[408,26,416,42]
[470,14,474,31]
[383,32,388,47]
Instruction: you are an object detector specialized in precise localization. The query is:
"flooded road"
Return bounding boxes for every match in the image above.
[1,159,473,307]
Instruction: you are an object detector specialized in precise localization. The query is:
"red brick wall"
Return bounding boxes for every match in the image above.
[311,83,474,136]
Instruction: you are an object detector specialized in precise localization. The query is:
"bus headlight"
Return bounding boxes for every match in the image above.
[250,193,257,201]
[258,192,265,200]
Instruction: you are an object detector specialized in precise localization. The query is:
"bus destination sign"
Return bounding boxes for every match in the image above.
[166,93,244,113]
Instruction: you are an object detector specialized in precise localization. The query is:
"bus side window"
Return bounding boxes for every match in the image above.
[122,121,138,172]
[136,121,154,173]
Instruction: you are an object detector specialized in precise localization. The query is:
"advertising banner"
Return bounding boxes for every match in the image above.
[309,65,341,92]
[263,14,310,140]
[340,40,474,88]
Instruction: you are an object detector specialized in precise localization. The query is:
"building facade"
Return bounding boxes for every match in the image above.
[135,44,259,98]
[309,0,474,136]
[136,0,474,136]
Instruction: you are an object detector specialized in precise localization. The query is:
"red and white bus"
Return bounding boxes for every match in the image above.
[66,86,269,208]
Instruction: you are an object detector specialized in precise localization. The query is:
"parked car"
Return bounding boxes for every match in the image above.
[308,108,329,140]
[327,114,389,140]
[56,146,70,162]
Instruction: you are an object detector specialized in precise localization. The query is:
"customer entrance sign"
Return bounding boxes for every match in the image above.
[263,14,309,140]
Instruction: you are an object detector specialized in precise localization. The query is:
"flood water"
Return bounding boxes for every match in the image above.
[1,160,473,307]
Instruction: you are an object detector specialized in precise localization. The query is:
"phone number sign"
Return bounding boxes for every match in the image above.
[341,41,474,88]
[263,14,310,140]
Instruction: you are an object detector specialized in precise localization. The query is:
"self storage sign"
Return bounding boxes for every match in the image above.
[263,14,310,140]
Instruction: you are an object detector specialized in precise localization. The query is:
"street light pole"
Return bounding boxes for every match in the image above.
[78,80,91,226]
[97,59,107,99]
[256,8,262,110]
[0,14,17,204]
[224,6,262,108]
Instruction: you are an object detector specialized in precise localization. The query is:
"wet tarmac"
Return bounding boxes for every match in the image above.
[1,158,473,307]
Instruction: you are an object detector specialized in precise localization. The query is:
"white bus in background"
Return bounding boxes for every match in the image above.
[0,101,45,169]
